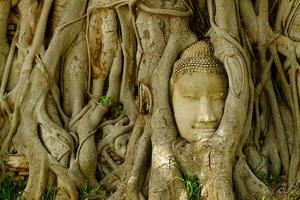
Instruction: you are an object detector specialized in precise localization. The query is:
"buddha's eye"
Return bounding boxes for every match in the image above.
[211,93,227,100]
[183,95,198,100]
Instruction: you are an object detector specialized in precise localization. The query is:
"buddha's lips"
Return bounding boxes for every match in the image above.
[192,127,216,133]
[192,123,218,131]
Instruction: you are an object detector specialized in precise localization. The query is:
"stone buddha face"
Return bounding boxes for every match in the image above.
[170,41,228,143]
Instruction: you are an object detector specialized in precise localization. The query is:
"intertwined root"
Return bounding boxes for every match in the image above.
[0,0,300,200]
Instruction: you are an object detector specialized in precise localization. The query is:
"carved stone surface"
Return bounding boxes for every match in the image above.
[171,41,227,143]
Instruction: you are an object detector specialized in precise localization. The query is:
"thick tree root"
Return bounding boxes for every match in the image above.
[234,158,273,200]
[126,116,151,200]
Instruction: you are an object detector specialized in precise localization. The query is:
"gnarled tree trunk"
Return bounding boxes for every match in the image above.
[0,0,299,199]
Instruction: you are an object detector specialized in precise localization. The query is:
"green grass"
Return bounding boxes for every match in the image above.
[112,104,123,118]
[286,192,300,200]
[0,176,26,200]
[255,171,281,188]
[261,196,270,200]
[79,182,106,200]
[41,185,58,200]
[174,167,202,200]
[0,176,59,200]
[0,176,108,200]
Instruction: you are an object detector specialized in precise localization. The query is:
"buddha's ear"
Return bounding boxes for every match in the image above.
[223,55,246,97]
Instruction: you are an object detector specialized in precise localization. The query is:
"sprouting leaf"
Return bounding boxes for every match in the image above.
[112,105,123,118]
[99,96,112,106]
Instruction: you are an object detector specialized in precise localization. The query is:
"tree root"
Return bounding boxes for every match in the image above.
[234,158,273,200]
[120,115,144,180]
[68,103,91,128]
[99,115,144,198]
[0,30,17,100]
[97,117,133,153]
[265,79,289,173]
[0,105,19,153]
[87,1,118,98]
[0,0,11,80]
[14,111,80,199]
[126,116,151,200]
[262,126,281,176]
[102,146,118,170]
[23,149,48,200]
[36,91,76,160]
[48,160,79,200]
[244,144,268,176]
[134,3,197,198]
[100,165,122,191]
[35,55,70,126]
[35,91,84,198]
[62,28,88,118]
[0,31,17,124]
[138,1,192,17]
[1,0,299,199]
[116,6,138,123]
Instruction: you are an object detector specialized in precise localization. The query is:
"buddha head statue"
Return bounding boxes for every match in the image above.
[170,40,228,143]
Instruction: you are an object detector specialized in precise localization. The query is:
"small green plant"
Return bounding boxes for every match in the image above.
[256,171,281,188]
[112,104,123,118]
[0,176,27,200]
[17,196,24,200]
[99,96,112,106]
[287,191,300,200]
[79,182,106,200]
[174,167,202,200]
[41,185,58,200]
[261,196,270,200]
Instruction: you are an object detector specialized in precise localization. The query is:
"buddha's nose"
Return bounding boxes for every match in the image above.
[196,97,217,124]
